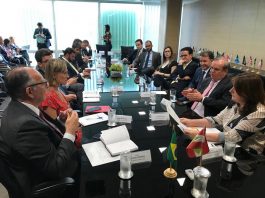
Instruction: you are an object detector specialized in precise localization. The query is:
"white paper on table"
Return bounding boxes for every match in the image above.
[116,115,132,123]
[82,141,120,167]
[151,91,167,95]
[79,113,108,126]
[140,92,151,98]
[150,112,169,121]
[166,104,187,130]
[83,91,100,98]
[83,97,100,102]
[160,98,172,107]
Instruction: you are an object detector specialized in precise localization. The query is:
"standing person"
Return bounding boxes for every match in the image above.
[33,22,52,50]
[103,24,112,51]
[103,24,112,74]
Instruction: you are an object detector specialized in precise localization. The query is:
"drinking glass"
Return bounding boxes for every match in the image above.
[118,151,133,179]
[223,140,236,162]
[170,89,176,102]
[107,109,116,126]
[149,92,156,105]
[191,166,211,198]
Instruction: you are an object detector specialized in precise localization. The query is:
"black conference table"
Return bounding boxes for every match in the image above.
[79,91,265,198]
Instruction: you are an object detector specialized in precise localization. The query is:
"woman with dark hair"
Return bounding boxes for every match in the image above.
[180,72,265,154]
[103,24,112,51]
[153,46,177,90]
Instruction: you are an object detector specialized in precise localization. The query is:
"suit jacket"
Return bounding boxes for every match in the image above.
[0,100,78,197]
[134,50,161,76]
[127,48,146,64]
[198,75,232,116]
[189,67,211,89]
[33,28,52,48]
[60,56,84,84]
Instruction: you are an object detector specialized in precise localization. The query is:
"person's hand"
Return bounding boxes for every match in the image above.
[65,111,79,136]
[82,68,91,77]
[183,127,198,139]
[82,55,89,63]
[178,59,185,65]
[122,58,128,63]
[186,90,203,102]
[153,70,161,76]
[58,108,73,122]
[66,77,78,85]
[182,76,191,80]
[180,118,193,126]
[65,94,77,102]
[181,88,194,97]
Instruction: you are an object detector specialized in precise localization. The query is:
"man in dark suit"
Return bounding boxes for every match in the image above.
[170,47,198,98]
[133,40,161,83]
[181,51,213,102]
[186,57,232,117]
[122,39,145,65]
[0,67,79,197]
[33,22,52,50]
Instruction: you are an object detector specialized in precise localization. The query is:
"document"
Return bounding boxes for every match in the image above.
[140,92,151,98]
[131,150,152,165]
[79,113,108,126]
[100,125,138,156]
[150,112,169,121]
[160,98,172,107]
[83,91,101,102]
[115,115,132,123]
[151,91,167,95]
[166,104,187,130]
[82,141,120,167]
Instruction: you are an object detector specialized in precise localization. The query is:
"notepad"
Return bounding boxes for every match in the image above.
[79,113,108,126]
[100,125,138,156]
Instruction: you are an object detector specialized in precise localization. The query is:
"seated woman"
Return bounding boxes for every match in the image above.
[153,46,177,90]
[40,59,81,147]
[180,72,265,155]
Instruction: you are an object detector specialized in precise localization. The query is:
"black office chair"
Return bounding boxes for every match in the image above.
[96,44,107,53]
[120,46,134,60]
[0,156,75,198]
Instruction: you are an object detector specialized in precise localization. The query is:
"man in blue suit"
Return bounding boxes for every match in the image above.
[33,22,52,50]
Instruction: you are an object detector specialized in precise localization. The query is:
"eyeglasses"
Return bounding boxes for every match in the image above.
[27,80,48,87]
[180,54,188,57]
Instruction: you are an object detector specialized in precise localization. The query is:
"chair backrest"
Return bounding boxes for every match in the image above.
[120,46,134,60]
[96,44,107,53]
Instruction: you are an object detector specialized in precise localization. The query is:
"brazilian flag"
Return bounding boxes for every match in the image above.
[167,130,177,167]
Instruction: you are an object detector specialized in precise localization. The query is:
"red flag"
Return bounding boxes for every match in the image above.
[186,127,209,158]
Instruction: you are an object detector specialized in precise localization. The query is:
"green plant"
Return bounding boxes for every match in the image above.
[109,63,123,72]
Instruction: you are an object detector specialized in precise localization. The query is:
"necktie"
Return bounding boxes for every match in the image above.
[143,51,150,68]
[191,80,215,110]
[39,111,64,138]
[202,71,206,79]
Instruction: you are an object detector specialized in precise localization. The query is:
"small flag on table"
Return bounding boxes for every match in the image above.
[242,56,246,65]
[234,55,240,64]
[258,59,263,70]
[167,130,177,166]
[186,127,209,158]
[164,130,178,178]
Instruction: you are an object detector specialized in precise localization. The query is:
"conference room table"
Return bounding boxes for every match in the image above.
[79,89,265,198]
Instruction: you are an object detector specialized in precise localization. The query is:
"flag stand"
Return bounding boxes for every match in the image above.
[164,164,177,178]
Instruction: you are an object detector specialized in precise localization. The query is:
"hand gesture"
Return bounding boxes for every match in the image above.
[65,111,79,136]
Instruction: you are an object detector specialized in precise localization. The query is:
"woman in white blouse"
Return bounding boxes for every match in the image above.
[180,72,265,154]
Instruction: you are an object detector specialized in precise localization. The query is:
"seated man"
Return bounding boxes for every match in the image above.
[60,47,90,84]
[81,40,92,57]
[170,47,198,98]
[122,39,145,65]
[0,67,79,197]
[184,57,232,118]
[132,40,161,83]
[72,39,89,71]
[179,51,213,102]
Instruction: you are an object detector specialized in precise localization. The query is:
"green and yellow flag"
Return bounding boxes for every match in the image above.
[167,130,177,167]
